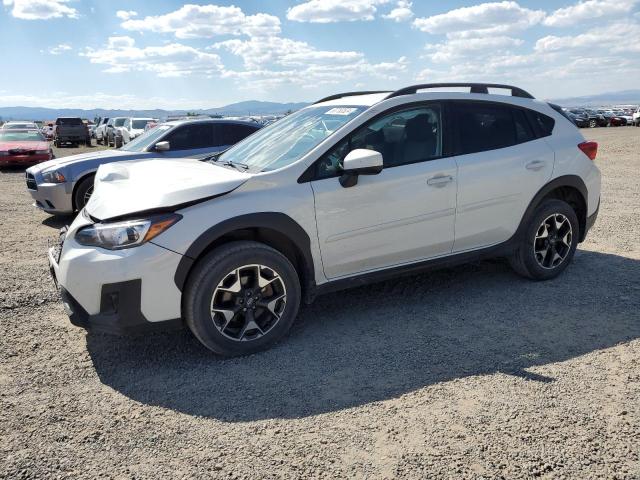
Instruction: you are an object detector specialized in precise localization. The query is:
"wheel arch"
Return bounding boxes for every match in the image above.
[174,213,316,303]
[516,175,588,243]
[71,171,97,211]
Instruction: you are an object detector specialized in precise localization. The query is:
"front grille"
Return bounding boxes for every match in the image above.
[26,172,37,190]
[10,149,36,156]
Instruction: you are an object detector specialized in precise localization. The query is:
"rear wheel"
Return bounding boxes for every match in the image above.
[509,199,579,280]
[185,241,301,356]
[73,175,95,211]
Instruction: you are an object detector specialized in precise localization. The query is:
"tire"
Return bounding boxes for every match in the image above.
[73,175,95,211]
[115,137,122,148]
[509,199,579,281]
[589,119,597,128]
[184,241,301,356]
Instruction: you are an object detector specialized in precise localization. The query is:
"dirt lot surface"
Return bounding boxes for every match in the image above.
[1,129,639,479]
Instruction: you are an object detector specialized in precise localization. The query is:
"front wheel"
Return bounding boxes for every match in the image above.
[73,175,95,211]
[509,199,579,280]
[589,119,597,128]
[184,241,301,356]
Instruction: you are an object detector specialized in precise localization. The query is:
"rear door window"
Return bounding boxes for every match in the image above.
[216,124,259,146]
[453,103,516,155]
[165,124,214,150]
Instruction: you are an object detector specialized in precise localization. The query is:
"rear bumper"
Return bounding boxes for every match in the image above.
[582,199,599,241]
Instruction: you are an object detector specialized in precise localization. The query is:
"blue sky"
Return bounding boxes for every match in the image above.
[1,0,639,109]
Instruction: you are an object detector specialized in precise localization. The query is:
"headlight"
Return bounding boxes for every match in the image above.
[75,213,181,250]
[35,149,50,155]
[42,170,66,183]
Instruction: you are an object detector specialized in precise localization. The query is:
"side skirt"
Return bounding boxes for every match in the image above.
[313,240,516,298]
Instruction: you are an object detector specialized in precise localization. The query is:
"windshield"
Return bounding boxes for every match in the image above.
[120,125,170,152]
[132,119,152,129]
[217,105,366,172]
[0,130,45,141]
[114,118,127,127]
[4,123,36,129]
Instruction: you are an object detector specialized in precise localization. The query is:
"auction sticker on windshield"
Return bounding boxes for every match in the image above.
[326,108,358,116]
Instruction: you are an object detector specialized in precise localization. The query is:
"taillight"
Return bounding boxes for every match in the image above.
[578,141,597,161]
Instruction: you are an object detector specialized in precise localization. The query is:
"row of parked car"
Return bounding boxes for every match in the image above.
[564,106,640,128]
[92,116,157,148]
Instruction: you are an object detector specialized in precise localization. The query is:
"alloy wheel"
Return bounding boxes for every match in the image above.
[84,185,94,204]
[210,264,287,342]
[533,213,572,269]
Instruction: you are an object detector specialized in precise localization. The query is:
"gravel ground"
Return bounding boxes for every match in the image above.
[1,129,639,479]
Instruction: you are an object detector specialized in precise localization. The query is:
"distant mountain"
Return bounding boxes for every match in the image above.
[549,90,640,106]
[0,100,310,121]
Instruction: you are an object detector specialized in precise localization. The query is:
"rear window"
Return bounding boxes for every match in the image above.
[56,118,83,126]
[525,110,555,137]
[548,103,575,129]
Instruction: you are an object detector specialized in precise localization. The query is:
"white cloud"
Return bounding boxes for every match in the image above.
[543,0,639,27]
[120,4,280,39]
[286,0,391,23]
[213,36,363,69]
[42,43,72,55]
[3,0,78,20]
[535,22,640,53]
[413,1,544,38]
[424,36,524,63]
[107,36,135,49]
[81,37,224,78]
[115,10,137,20]
[0,92,215,110]
[383,1,414,22]
[213,33,408,89]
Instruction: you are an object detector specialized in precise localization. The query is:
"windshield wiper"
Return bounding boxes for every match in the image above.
[221,160,249,172]
[202,151,225,162]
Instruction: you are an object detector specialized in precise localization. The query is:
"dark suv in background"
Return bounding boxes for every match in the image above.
[54,117,91,147]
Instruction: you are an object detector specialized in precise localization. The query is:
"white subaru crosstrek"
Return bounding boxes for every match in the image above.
[49,83,601,356]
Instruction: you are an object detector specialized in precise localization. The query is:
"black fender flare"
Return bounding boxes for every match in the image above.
[513,174,589,243]
[173,212,316,295]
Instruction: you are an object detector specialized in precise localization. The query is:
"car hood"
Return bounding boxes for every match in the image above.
[0,141,49,151]
[28,149,133,173]
[86,158,250,220]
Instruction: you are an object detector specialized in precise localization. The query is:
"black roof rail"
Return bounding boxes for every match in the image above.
[385,83,535,100]
[313,91,390,105]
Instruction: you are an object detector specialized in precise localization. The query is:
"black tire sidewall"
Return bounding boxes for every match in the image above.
[520,199,579,280]
[74,176,94,211]
[185,242,301,356]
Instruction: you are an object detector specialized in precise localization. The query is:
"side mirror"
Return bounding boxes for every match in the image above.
[154,141,170,152]
[339,148,383,188]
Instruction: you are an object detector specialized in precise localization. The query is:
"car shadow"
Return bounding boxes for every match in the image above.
[86,250,640,421]
[41,215,73,229]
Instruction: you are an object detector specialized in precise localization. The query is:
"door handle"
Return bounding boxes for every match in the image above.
[526,160,546,171]
[427,175,453,186]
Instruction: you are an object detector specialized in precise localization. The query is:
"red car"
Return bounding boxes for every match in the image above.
[0,129,53,167]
